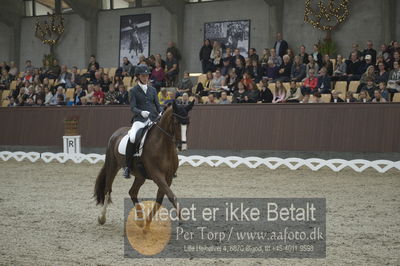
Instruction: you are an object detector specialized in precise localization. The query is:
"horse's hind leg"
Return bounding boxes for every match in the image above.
[98,159,119,225]
[129,175,145,227]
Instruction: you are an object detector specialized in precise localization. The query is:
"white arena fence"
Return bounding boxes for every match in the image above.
[1,151,400,173]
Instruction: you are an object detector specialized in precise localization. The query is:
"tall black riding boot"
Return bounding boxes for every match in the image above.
[123,140,135,179]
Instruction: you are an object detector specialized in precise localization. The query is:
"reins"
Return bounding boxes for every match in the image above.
[154,112,188,143]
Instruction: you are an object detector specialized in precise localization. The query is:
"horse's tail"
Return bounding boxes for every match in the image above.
[94,144,114,205]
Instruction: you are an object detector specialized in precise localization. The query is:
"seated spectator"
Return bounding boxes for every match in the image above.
[218,91,231,104]
[226,69,238,93]
[56,65,72,88]
[104,84,119,105]
[88,55,99,71]
[258,78,273,103]
[291,55,306,82]
[165,52,179,86]
[389,51,400,70]
[260,48,270,68]
[158,88,170,105]
[50,86,66,105]
[250,60,262,83]
[269,48,282,67]
[378,44,391,66]
[234,58,245,80]
[241,71,254,91]
[312,91,323,103]
[265,60,279,82]
[362,40,377,65]
[155,54,166,70]
[246,84,260,103]
[299,45,309,64]
[360,54,374,74]
[317,67,331,94]
[8,61,18,78]
[80,97,88,106]
[73,85,86,105]
[164,91,176,105]
[301,69,318,95]
[286,81,302,103]
[0,69,11,91]
[116,85,129,104]
[322,54,333,76]
[378,82,389,101]
[331,91,344,103]
[332,55,347,81]
[101,74,111,92]
[70,66,81,87]
[47,59,61,79]
[91,71,103,84]
[24,97,35,106]
[24,60,34,75]
[7,97,17,107]
[210,69,226,92]
[205,93,217,104]
[177,92,190,105]
[177,71,193,96]
[359,65,375,87]
[44,86,53,105]
[199,39,212,74]
[231,48,245,67]
[387,61,400,93]
[244,58,253,74]
[277,55,292,82]
[311,44,323,67]
[248,48,259,63]
[345,91,357,102]
[346,51,363,81]
[23,70,34,83]
[372,89,387,103]
[221,58,232,77]
[121,57,133,77]
[306,55,319,77]
[358,89,370,102]
[86,84,95,99]
[286,48,295,63]
[57,94,66,105]
[211,50,223,71]
[151,60,166,92]
[358,77,377,97]
[93,84,105,103]
[349,43,362,60]
[167,40,182,62]
[272,80,287,103]
[232,81,248,103]
[375,62,389,84]
[113,75,123,90]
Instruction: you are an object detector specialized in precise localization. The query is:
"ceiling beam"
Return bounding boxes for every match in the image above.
[62,0,100,20]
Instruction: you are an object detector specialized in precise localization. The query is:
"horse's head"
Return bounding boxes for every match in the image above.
[169,100,195,149]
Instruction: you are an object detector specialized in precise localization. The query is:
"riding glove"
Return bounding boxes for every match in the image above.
[141,111,150,118]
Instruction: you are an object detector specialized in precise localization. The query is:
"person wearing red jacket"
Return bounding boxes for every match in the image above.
[301,69,318,95]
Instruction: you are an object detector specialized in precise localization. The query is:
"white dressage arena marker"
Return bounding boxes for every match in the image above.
[0,151,399,173]
[63,135,81,154]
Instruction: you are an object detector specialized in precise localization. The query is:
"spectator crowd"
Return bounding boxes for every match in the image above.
[1,35,400,107]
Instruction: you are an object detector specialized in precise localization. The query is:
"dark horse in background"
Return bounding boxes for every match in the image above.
[129,30,143,57]
[94,100,194,230]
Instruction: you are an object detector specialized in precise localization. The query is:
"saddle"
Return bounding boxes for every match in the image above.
[118,123,154,179]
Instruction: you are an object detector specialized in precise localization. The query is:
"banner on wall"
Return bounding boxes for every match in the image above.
[119,14,151,66]
[204,20,250,56]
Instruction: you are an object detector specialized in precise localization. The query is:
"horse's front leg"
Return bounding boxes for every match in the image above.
[129,176,146,228]
[144,188,165,232]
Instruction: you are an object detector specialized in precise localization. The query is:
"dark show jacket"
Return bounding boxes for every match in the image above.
[130,84,162,122]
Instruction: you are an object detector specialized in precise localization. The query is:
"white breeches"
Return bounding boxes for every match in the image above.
[129,119,150,143]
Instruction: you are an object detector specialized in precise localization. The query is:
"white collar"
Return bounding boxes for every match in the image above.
[139,82,148,94]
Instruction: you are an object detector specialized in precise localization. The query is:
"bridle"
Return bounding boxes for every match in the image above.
[154,112,189,143]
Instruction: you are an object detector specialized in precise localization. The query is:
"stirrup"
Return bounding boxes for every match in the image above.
[123,167,131,179]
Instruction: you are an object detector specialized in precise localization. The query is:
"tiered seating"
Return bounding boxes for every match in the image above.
[65,88,75,101]
[334,81,347,95]
[393,93,400,102]
[348,81,360,93]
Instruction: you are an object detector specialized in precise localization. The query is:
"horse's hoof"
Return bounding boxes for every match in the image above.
[135,219,145,228]
[143,226,150,234]
[98,216,106,225]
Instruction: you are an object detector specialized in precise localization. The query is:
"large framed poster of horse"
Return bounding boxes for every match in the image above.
[119,14,151,65]
[204,20,250,57]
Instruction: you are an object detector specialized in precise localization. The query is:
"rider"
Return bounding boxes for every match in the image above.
[123,65,162,179]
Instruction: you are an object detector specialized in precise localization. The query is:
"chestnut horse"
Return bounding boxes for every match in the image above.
[94,100,194,229]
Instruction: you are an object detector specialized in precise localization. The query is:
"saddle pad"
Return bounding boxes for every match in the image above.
[117,128,150,157]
